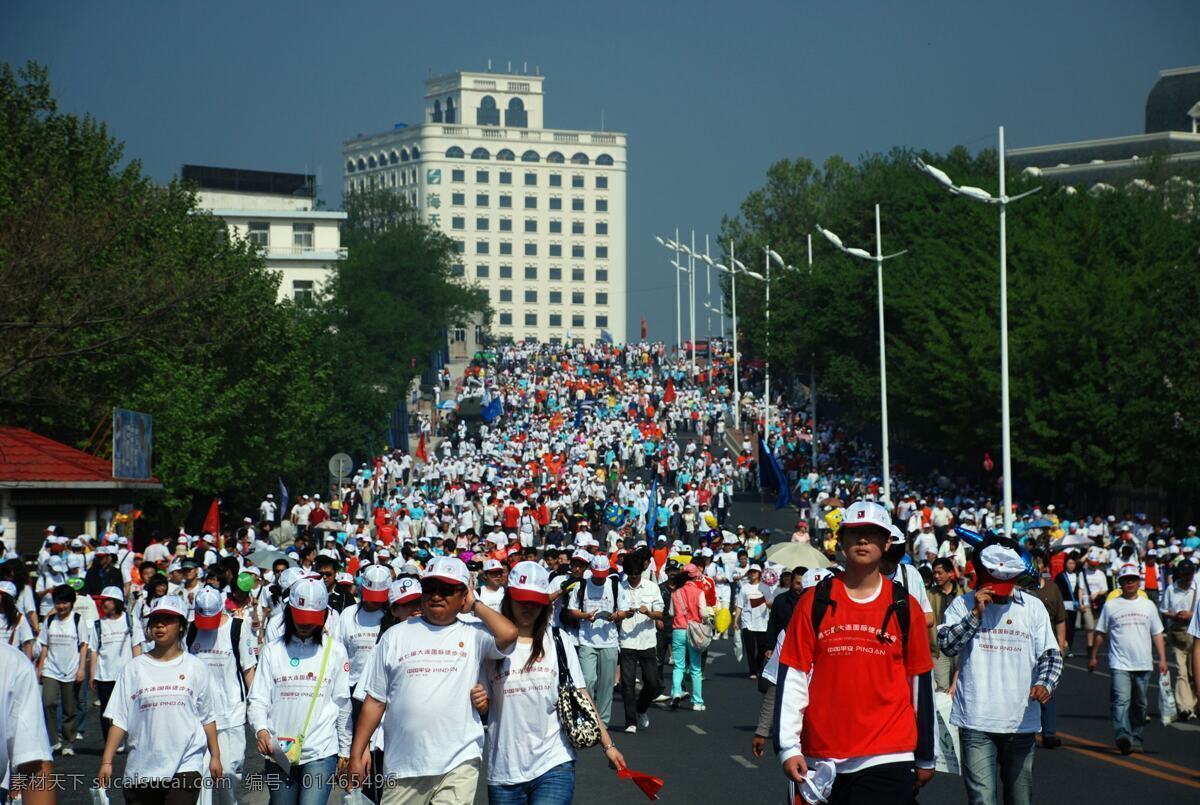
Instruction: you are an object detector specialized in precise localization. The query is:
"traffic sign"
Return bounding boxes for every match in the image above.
[328,452,353,479]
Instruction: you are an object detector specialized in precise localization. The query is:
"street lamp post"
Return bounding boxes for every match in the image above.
[916,126,1041,537]
[818,205,906,506]
[714,244,753,430]
[807,233,817,476]
[654,233,685,354]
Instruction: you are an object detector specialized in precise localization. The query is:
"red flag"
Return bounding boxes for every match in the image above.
[618,768,665,801]
[640,316,647,340]
[983,451,994,472]
[415,434,428,464]
[662,378,676,404]
[201,498,220,545]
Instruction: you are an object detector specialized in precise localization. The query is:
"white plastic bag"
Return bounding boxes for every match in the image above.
[732,631,744,663]
[933,691,961,775]
[90,787,110,805]
[1158,669,1178,725]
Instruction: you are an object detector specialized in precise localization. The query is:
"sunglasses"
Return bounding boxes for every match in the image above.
[423,581,467,598]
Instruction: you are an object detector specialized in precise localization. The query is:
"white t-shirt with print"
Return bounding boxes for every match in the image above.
[38,614,87,682]
[92,614,138,682]
[0,613,34,650]
[363,617,512,779]
[485,630,584,785]
[942,591,1056,734]
[736,583,771,631]
[334,604,385,687]
[104,652,216,783]
[188,617,258,729]
[575,580,619,649]
[0,642,52,789]
[1095,595,1163,672]
[246,635,351,765]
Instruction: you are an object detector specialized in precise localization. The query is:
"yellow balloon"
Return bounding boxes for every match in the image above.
[715,607,732,634]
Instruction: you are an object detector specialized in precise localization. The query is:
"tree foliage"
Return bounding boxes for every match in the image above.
[722,147,1200,503]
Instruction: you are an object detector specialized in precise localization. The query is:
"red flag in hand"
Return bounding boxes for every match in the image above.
[201,498,220,543]
[662,378,676,405]
[415,434,429,464]
[618,768,665,801]
[983,451,994,472]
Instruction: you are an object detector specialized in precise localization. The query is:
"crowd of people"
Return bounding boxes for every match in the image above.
[0,340,1197,805]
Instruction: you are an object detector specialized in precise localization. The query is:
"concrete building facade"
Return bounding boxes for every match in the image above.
[343,70,628,350]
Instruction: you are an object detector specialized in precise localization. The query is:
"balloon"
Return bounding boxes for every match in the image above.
[715,607,732,634]
[824,507,844,535]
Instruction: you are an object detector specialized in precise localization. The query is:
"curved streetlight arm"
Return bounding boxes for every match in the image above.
[1005,186,1043,203]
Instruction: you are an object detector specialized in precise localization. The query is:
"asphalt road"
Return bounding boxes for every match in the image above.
[46,498,1200,804]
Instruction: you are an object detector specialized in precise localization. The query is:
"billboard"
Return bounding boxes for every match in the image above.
[112,408,153,480]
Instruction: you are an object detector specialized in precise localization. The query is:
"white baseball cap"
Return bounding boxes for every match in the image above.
[801,567,834,590]
[99,586,125,603]
[421,556,470,588]
[589,555,612,580]
[146,595,188,620]
[841,500,893,532]
[482,558,504,573]
[389,577,422,605]
[288,577,329,625]
[508,561,550,605]
[0,582,16,598]
[194,586,226,630]
[1116,563,1142,580]
[360,564,392,603]
[276,566,306,592]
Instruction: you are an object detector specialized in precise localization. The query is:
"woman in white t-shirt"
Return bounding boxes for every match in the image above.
[36,585,88,757]
[89,586,141,751]
[485,561,625,803]
[0,581,35,659]
[247,578,351,805]
[98,595,221,803]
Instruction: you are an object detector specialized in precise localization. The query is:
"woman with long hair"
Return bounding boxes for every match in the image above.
[485,561,625,804]
[247,577,351,805]
[98,595,221,804]
[90,587,140,751]
[0,581,34,658]
[669,563,710,711]
[0,558,39,639]
[1054,552,1084,654]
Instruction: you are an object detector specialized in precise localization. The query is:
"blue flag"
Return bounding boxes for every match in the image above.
[600,328,614,344]
[646,477,659,539]
[757,438,793,510]
[574,400,584,430]
[278,478,289,524]
[482,388,502,424]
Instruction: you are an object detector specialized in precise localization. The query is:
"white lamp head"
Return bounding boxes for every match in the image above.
[817,227,844,249]
[767,249,785,268]
[915,158,956,189]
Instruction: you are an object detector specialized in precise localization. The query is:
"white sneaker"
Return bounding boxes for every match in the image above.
[638,713,650,729]
[624,725,637,734]
[653,693,671,703]
[75,732,84,741]
[61,747,75,757]
[693,704,706,712]
[50,742,61,753]
[117,743,126,754]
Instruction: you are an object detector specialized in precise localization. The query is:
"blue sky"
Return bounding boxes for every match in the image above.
[3,0,1196,341]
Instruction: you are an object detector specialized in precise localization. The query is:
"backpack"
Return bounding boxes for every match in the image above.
[810,572,910,652]
[572,575,621,622]
[94,613,134,650]
[187,617,248,699]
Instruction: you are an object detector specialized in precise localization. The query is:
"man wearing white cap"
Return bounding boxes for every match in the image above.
[188,586,257,805]
[564,554,622,725]
[477,558,507,611]
[350,556,517,803]
[1089,564,1167,754]
[259,493,277,525]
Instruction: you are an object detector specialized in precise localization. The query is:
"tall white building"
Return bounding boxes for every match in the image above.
[185,165,347,304]
[343,70,627,349]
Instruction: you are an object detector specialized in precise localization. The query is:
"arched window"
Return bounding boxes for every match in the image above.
[356,158,366,171]
[570,152,589,165]
[432,99,443,123]
[381,153,391,166]
[367,155,377,168]
[505,97,528,127]
[389,151,399,165]
[411,146,420,160]
[596,153,614,166]
[445,97,456,124]
[346,160,356,173]
[496,148,515,161]
[400,147,410,162]
[471,147,490,160]
[446,146,465,159]
[521,150,540,162]
[477,95,500,126]
[547,151,565,164]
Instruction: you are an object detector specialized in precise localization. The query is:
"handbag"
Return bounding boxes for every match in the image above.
[687,619,713,651]
[549,627,602,749]
[285,636,334,766]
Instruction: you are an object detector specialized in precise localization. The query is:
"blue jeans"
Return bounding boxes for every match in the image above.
[487,761,575,804]
[1111,669,1150,744]
[670,629,703,705]
[265,755,338,805]
[959,728,1035,805]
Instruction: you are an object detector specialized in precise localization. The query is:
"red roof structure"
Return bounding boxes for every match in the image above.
[0,426,160,488]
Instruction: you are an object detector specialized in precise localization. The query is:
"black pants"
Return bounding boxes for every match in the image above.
[95,680,116,746]
[124,772,203,805]
[619,647,662,726]
[741,629,768,677]
[829,761,915,805]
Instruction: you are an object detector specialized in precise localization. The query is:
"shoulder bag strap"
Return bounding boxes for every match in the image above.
[295,636,335,745]
[550,627,570,687]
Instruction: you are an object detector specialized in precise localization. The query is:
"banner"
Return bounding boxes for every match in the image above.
[757,437,792,510]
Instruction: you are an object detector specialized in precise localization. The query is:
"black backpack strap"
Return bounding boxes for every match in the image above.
[810,575,837,636]
[186,622,198,650]
[877,574,911,651]
[230,617,246,699]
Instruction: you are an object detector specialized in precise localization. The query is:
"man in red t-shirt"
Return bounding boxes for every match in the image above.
[776,500,935,804]
[502,499,521,531]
